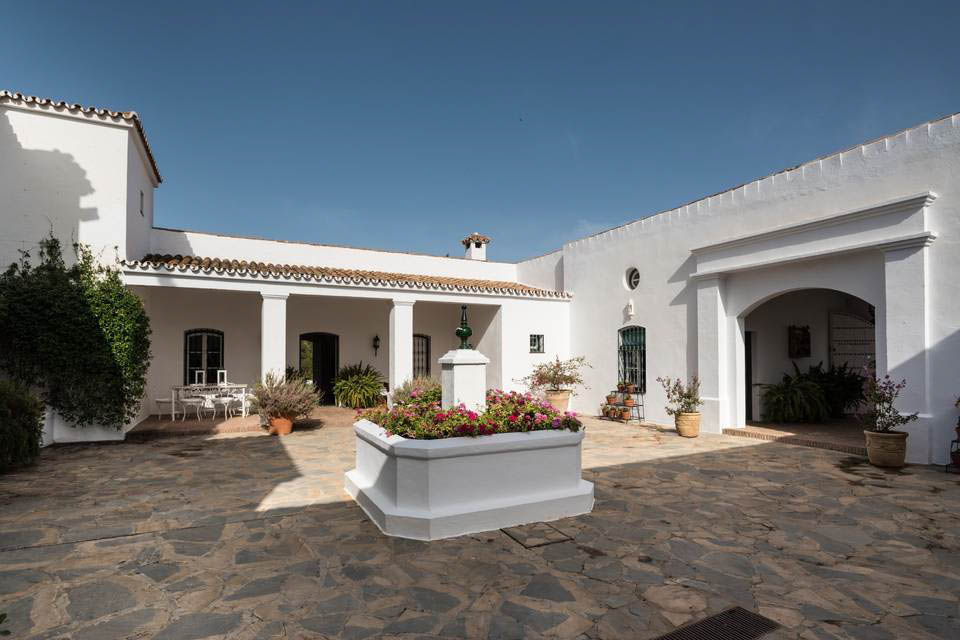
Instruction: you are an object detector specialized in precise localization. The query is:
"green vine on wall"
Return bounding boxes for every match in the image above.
[0,235,152,429]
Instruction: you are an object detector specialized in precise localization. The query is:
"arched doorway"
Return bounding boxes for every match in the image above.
[742,289,874,434]
[299,332,338,405]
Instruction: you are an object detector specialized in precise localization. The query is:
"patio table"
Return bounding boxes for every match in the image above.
[171,383,250,420]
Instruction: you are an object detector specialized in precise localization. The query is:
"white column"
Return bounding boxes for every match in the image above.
[696,275,730,433]
[260,292,288,381]
[389,299,415,391]
[881,243,933,463]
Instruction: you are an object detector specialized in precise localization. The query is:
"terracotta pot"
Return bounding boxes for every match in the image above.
[864,430,908,468]
[544,390,572,412]
[675,412,701,438]
[617,384,625,392]
[619,408,631,421]
[268,417,293,436]
[623,396,635,407]
[625,383,636,394]
[606,394,618,405]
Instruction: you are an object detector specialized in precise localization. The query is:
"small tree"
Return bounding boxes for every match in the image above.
[862,375,918,433]
[0,235,152,429]
[657,376,703,416]
[521,356,591,395]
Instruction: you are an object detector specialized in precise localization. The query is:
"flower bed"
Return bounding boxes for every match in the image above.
[359,389,582,439]
[345,389,593,540]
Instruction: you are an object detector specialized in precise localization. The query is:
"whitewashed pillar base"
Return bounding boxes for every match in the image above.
[439,349,490,411]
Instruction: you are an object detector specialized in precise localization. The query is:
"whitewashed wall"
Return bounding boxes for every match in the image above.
[0,105,157,270]
[547,114,960,463]
[149,228,518,282]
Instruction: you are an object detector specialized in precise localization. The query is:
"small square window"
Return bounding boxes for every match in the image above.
[529,334,544,353]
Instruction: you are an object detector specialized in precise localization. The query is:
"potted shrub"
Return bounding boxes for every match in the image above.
[617,381,626,392]
[657,376,703,438]
[606,392,618,405]
[624,382,636,394]
[862,376,918,468]
[619,407,631,421]
[521,356,591,411]
[623,394,636,408]
[250,372,320,436]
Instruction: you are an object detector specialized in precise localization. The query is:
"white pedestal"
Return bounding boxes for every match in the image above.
[439,349,490,411]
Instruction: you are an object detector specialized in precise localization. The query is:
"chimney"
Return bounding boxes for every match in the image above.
[461,232,491,261]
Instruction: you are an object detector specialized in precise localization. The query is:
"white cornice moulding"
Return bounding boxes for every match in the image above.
[691,231,937,279]
[690,191,937,256]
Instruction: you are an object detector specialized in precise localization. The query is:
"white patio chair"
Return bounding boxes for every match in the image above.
[155,393,180,421]
[179,391,211,421]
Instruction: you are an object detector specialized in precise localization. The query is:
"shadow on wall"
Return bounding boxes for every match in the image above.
[887,327,960,465]
[0,111,98,269]
[667,254,699,377]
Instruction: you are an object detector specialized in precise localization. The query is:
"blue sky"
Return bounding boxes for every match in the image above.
[5,1,959,262]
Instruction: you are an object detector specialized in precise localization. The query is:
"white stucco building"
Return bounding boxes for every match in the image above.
[2,89,958,464]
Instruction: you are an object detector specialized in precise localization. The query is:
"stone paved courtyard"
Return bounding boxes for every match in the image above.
[1,416,959,639]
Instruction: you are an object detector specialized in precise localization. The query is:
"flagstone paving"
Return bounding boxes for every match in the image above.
[1,415,958,639]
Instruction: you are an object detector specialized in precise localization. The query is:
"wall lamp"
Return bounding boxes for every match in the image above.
[373,334,381,356]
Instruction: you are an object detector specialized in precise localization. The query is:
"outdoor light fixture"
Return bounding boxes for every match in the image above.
[372,334,380,356]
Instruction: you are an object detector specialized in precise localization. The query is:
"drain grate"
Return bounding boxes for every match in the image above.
[653,607,780,640]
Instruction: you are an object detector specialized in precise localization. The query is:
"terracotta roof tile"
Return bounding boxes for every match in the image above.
[462,232,492,247]
[124,254,569,298]
[1,90,162,183]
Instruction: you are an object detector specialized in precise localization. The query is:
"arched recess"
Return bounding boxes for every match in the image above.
[740,288,875,422]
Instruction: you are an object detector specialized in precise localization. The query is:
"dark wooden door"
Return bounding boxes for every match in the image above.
[300,333,338,405]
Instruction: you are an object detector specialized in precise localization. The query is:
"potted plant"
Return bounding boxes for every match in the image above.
[862,376,918,468]
[619,407,631,421]
[250,372,320,436]
[521,356,591,412]
[606,392,618,405]
[617,381,626,392]
[624,382,636,394]
[623,394,636,408]
[657,376,703,438]
[333,362,384,408]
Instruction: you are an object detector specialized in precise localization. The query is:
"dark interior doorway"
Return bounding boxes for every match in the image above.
[744,330,754,421]
[300,332,338,405]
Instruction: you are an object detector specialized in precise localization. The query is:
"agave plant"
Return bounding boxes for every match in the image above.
[333,362,384,408]
[760,372,828,423]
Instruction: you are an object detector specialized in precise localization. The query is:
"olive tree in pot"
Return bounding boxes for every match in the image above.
[521,356,591,411]
[862,375,917,468]
[657,376,703,438]
[250,372,321,435]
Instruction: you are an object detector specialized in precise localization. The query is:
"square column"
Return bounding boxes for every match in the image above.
[696,275,731,433]
[389,300,415,391]
[881,244,933,462]
[260,292,288,380]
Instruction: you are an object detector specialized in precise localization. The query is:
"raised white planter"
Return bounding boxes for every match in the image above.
[344,419,594,540]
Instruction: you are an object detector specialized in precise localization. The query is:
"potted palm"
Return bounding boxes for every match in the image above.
[862,375,918,468]
[521,356,591,412]
[250,372,320,436]
[657,376,703,438]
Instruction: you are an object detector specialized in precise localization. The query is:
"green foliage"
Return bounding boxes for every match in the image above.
[0,235,152,429]
[0,611,10,636]
[862,375,918,433]
[760,372,828,423]
[360,389,581,440]
[333,362,383,408]
[656,376,703,416]
[0,381,44,472]
[520,356,591,394]
[796,361,865,418]
[250,371,321,420]
[392,376,442,407]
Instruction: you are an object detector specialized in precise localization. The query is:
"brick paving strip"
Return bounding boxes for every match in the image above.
[1,414,958,639]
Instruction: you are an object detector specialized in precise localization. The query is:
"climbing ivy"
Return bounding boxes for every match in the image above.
[0,235,152,429]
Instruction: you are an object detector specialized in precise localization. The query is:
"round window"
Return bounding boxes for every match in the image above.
[625,267,640,290]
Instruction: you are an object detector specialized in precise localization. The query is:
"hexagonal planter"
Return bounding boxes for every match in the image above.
[344,419,594,540]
